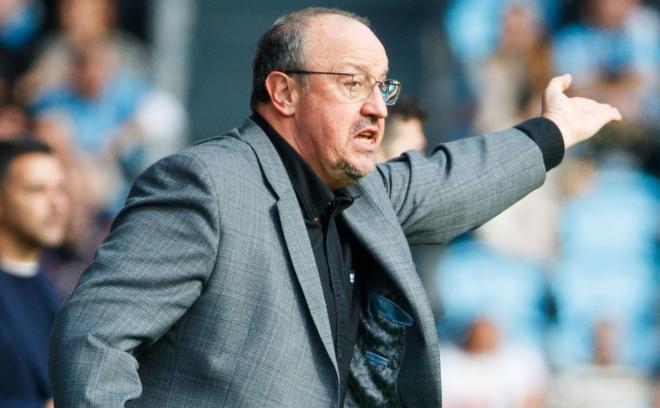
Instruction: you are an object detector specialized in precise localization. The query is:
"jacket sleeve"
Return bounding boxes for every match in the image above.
[375,127,547,245]
[49,151,220,407]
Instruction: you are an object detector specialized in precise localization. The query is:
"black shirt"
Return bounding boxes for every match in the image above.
[252,114,361,405]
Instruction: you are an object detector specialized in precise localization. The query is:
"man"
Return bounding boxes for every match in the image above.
[376,97,427,162]
[50,7,620,407]
[0,139,69,408]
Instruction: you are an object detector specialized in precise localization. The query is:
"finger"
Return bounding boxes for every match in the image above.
[546,74,572,95]
[609,105,622,121]
[596,103,622,122]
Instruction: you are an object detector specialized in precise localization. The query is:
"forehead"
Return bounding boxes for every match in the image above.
[302,14,388,76]
[5,153,64,186]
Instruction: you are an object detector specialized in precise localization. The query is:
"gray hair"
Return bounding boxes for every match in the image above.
[250,7,370,110]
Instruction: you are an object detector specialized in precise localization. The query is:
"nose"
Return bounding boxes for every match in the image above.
[360,84,388,119]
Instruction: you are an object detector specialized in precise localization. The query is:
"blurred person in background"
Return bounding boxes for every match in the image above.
[442,0,560,141]
[434,235,552,347]
[474,0,554,133]
[434,234,552,407]
[31,114,118,295]
[31,37,184,216]
[375,97,427,162]
[548,320,655,407]
[27,38,184,296]
[18,0,147,101]
[443,0,559,73]
[0,99,30,139]
[469,0,562,265]
[0,0,44,102]
[548,134,659,374]
[0,138,69,408]
[440,317,548,408]
[31,39,149,213]
[552,0,659,126]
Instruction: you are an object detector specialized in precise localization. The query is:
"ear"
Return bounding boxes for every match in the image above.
[264,71,299,116]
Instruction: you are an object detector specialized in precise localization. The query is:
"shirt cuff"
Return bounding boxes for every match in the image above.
[515,117,565,171]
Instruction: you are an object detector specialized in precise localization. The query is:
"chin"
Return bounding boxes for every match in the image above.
[37,231,67,248]
[338,157,375,182]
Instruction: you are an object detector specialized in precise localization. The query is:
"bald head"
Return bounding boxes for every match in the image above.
[301,13,387,74]
[250,8,372,110]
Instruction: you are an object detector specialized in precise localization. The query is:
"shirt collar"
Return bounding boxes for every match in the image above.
[0,258,39,277]
[252,113,353,221]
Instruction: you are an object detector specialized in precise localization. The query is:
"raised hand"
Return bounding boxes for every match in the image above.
[542,74,622,149]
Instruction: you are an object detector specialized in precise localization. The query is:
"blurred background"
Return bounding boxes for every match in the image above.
[0,0,657,406]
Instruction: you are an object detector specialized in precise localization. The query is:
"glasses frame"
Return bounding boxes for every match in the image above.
[285,70,401,106]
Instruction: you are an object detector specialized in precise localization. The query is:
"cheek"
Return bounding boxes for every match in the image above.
[318,116,351,156]
[14,196,49,223]
[2,202,36,234]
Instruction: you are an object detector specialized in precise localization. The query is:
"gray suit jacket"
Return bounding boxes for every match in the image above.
[49,118,546,407]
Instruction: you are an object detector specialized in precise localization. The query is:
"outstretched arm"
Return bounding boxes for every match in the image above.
[378,74,621,244]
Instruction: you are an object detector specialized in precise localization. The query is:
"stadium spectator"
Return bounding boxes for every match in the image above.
[548,153,659,373]
[30,39,149,212]
[0,100,29,139]
[548,320,655,407]
[440,317,548,408]
[376,97,427,161]
[435,237,551,347]
[18,0,148,102]
[0,0,44,100]
[473,1,554,133]
[552,0,659,125]
[27,37,184,295]
[0,138,69,408]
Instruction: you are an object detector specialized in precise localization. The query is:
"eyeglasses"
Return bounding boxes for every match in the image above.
[285,70,401,106]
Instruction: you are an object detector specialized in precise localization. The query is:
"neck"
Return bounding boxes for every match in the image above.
[255,107,302,150]
[0,257,39,277]
[0,229,40,262]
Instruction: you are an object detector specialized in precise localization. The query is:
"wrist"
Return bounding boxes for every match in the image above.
[542,112,573,149]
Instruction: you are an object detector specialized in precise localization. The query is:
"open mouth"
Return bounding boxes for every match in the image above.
[353,129,378,150]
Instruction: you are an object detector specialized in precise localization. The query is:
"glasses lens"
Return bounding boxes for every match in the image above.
[346,74,401,105]
[348,73,370,100]
[381,80,401,106]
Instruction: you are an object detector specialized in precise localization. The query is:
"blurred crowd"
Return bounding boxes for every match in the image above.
[0,0,658,406]
[430,0,660,406]
[0,0,185,294]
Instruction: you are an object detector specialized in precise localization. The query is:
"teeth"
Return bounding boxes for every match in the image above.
[355,133,375,145]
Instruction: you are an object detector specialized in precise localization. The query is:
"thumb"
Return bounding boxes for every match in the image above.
[546,74,572,96]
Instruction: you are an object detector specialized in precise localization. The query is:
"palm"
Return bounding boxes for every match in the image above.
[541,74,622,149]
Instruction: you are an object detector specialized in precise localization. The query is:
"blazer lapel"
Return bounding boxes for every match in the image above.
[239,119,338,373]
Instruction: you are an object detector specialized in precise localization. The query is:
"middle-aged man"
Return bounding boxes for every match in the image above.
[0,138,69,408]
[49,7,621,407]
